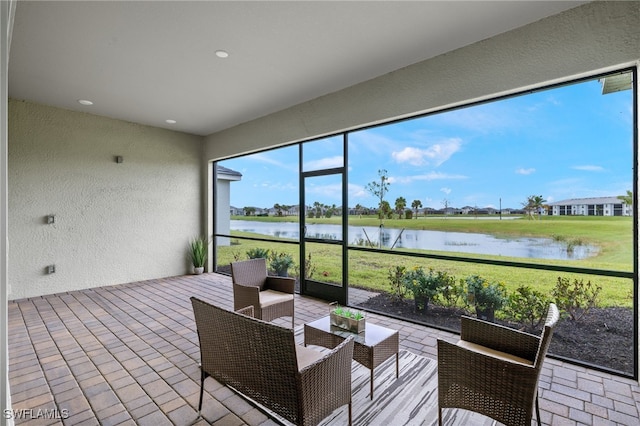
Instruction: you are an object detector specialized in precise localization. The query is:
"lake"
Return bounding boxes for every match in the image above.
[230,220,598,260]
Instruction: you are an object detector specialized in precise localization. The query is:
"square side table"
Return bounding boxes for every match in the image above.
[304,316,399,399]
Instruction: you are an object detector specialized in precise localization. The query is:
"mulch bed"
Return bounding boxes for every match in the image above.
[356,292,634,375]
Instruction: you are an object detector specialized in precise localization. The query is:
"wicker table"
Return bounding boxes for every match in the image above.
[304,316,399,399]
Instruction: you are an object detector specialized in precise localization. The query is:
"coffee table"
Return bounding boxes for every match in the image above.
[304,316,399,399]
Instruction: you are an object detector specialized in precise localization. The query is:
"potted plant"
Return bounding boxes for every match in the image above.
[402,266,441,312]
[189,236,208,274]
[330,304,365,333]
[269,251,295,277]
[464,275,507,322]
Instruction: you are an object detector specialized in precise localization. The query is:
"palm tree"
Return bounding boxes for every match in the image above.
[532,195,547,219]
[395,196,407,219]
[523,196,535,219]
[380,200,392,219]
[618,190,633,206]
[312,201,323,218]
[523,195,546,219]
[411,199,422,219]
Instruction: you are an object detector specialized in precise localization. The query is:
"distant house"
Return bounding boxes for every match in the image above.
[510,208,527,215]
[443,207,461,215]
[216,166,242,244]
[548,196,631,216]
[460,206,475,214]
[461,206,499,215]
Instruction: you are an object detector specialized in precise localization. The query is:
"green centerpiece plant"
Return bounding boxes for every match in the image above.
[330,304,365,333]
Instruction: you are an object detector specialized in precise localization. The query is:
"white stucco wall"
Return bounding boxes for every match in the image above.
[203,1,640,161]
[8,100,203,299]
[2,1,16,423]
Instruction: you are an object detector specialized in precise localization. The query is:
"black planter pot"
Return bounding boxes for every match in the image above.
[476,307,495,322]
[414,295,430,312]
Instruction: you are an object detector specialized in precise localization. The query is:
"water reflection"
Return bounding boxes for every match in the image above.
[230,220,598,260]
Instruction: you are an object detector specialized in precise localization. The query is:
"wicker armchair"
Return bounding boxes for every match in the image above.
[437,303,559,426]
[231,257,295,327]
[191,297,355,426]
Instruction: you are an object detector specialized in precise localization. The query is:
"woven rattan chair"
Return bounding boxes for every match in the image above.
[191,297,355,426]
[231,257,295,327]
[437,303,559,426]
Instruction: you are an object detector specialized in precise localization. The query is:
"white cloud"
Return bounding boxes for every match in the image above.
[349,131,399,156]
[250,152,298,173]
[390,172,467,184]
[303,156,344,170]
[348,183,368,199]
[440,187,452,195]
[252,153,287,167]
[515,167,536,175]
[572,165,604,172]
[305,182,342,201]
[391,138,462,167]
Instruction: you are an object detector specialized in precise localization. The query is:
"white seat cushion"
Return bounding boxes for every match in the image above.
[457,340,534,366]
[295,344,325,370]
[259,289,294,307]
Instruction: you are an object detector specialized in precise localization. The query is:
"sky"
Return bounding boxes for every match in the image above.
[219,72,634,211]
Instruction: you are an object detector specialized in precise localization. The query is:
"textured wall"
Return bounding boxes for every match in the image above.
[203,1,640,160]
[8,100,203,299]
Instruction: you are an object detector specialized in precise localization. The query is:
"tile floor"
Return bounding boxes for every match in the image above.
[7,273,640,425]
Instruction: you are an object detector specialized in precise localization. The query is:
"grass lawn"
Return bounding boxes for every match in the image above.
[218,215,634,307]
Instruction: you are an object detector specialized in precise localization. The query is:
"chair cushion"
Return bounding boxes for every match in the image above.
[259,289,294,307]
[295,344,325,371]
[457,340,534,366]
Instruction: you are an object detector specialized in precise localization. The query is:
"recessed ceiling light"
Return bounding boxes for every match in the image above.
[78,99,93,106]
[215,50,229,58]
[166,119,177,124]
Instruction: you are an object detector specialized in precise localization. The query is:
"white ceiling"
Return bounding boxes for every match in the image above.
[8,1,587,136]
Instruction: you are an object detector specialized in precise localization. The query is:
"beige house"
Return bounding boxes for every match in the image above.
[2,1,640,422]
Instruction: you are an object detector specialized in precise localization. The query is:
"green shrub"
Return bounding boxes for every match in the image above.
[246,248,270,259]
[269,252,295,275]
[387,266,408,302]
[552,276,601,321]
[433,272,463,308]
[402,267,443,310]
[293,252,316,280]
[503,285,551,332]
[464,275,508,311]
